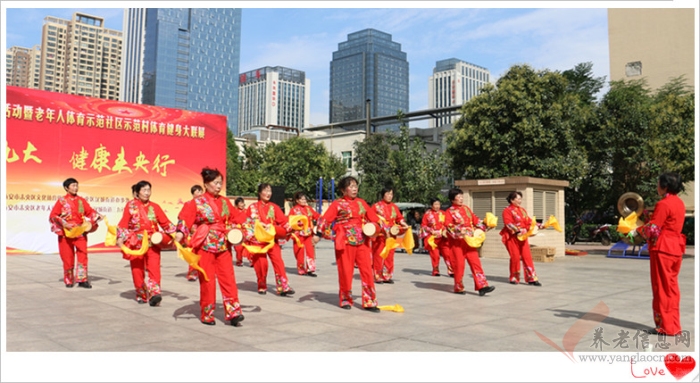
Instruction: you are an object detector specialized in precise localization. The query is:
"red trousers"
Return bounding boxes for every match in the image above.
[186,265,198,280]
[450,239,488,292]
[336,242,377,308]
[649,250,683,335]
[425,237,453,275]
[252,244,292,294]
[128,247,162,301]
[234,245,249,264]
[197,249,242,323]
[292,235,316,274]
[503,236,538,283]
[58,235,89,284]
[371,236,395,281]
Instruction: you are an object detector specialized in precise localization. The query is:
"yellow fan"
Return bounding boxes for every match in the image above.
[253,220,276,243]
[121,230,150,256]
[517,217,537,241]
[173,240,209,281]
[426,235,438,250]
[104,217,118,246]
[380,237,400,259]
[288,215,309,231]
[542,215,563,232]
[483,212,498,228]
[616,212,639,234]
[465,228,486,248]
[377,304,405,312]
[398,231,415,255]
[64,221,90,238]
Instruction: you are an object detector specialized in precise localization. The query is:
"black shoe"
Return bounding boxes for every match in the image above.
[454,290,467,295]
[364,307,380,313]
[230,315,245,327]
[478,285,495,296]
[510,281,518,285]
[65,283,74,288]
[307,272,317,277]
[528,281,542,287]
[280,289,295,296]
[78,281,92,289]
[374,280,383,284]
[384,279,394,284]
[258,290,267,295]
[341,304,352,310]
[448,274,454,278]
[149,294,162,307]
[201,320,216,326]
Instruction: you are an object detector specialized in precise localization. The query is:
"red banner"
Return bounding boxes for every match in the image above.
[5,86,228,254]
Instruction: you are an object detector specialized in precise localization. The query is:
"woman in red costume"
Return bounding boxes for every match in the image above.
[182,184,204,281]
[444,188,495,296]
[116,180,177,306]
[420,198,453,277]
[175,168,245,326]
[288,191,321,276]
[371,187,409,284]
[313,176,382,312]
[241,183,295,296]
[631,172,687,336]
[232,197,251,267]
[500,191,542,286]
[49,177,103,288]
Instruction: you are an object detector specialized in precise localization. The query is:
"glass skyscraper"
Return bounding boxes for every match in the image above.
[121,8,242,135]
[329,28,409,132]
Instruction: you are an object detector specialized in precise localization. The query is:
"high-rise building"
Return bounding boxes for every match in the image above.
[238,66,310,135]
[6,45,41,88]
[329,28,409,132]
[39,13,122,100]
[121,8,242,135]
[428,58,490,128]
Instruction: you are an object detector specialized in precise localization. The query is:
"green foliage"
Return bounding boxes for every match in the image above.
[446,64,589,187]
[353,133,393,202]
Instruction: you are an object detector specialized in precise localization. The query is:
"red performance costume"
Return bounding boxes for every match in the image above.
[117,198,176,304]
[233,204,249,267]
[500,205,539,284]
[179,199,200,281]
[316,196,381,309]
[371,200,405,282]
[420,209,453,276]
[289,203,321,275]
[177,192,244,324]
[49,193,101,286]
[444,205,490,293]
[636,193,686,335]
[241,200,294,295]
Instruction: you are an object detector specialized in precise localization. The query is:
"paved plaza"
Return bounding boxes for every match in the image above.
[2,241,697,380]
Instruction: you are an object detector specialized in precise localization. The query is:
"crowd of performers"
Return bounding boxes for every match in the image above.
[49,171,687,335]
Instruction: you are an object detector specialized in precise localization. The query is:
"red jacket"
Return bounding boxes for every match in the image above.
[638,193,686,255]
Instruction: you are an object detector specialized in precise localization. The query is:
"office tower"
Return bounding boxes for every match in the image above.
[6,45,41,88]
[329,28,409,132]
[428,58,490,128]
[122,8,242,135]
[238,66,310,135]
[39,13,122,100]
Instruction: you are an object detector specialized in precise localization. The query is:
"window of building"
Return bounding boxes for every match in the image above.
[341,151,352,169]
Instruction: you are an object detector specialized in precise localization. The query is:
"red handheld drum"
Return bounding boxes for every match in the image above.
[362,222,378,237]
[151,232,173,246]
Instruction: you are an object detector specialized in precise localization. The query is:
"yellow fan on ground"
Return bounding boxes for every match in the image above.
[542,215,563,232]
[377,304,405,312]
[483,212,498,228]
[465,228,486,248]
[173,240,209,281]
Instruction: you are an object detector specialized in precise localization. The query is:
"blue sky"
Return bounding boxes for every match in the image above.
[3,5,614,127]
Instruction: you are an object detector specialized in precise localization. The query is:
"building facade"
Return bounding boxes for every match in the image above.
[428,58,490,128]
[37,13,122,100]
[238,66,310,135]
[329,28,409,132]
[121,8,242,135]
[6,45,41,89]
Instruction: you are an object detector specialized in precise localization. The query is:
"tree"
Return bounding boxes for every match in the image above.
[225,129,243,196]
[353,132,393,202]
[259,137,346,199]
[446,64,589,186]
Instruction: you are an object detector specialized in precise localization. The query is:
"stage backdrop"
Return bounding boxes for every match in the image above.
[5,86,227,254]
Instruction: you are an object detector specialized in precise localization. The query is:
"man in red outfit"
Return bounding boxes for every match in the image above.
[49,177,103,288]
[632,172,687,336]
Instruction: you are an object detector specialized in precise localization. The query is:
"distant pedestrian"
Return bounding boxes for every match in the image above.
[49,177,104,288]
